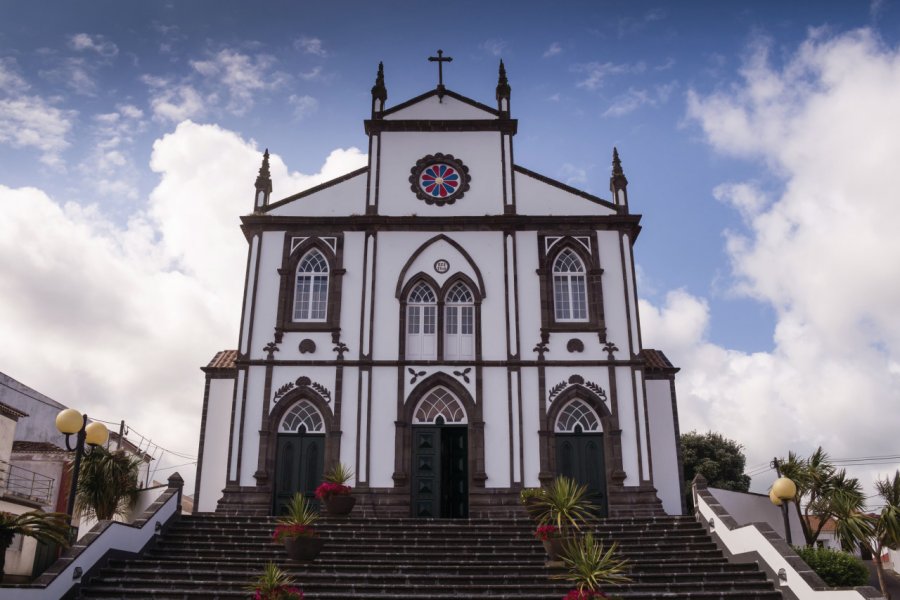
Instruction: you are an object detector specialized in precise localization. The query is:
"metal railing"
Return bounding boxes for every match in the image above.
[0,459,54,505]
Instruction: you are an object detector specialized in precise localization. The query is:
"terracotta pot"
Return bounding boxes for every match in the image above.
[542,536,568,562]
[283,536,324,561]
[324,494,356,517]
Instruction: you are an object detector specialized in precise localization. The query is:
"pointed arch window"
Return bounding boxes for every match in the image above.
[413,387,467,424]
[444,282,474,360]
[555,398,601,433]
[553,249,588,322]
[406,282,437,359]
[280,399,325,433]
[293,249,329,321]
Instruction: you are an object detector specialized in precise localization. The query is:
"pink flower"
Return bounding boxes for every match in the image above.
[563,590,609,600]
[534,524,560,541]
[272,524,317,542]
[315,482,351,499]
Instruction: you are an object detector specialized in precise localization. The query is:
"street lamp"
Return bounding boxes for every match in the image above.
[770,459,798,545]
[56,408,109,522]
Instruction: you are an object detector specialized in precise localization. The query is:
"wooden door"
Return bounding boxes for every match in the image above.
[411,425,468,518]
[274,433,324,515]
[556,433,608,517]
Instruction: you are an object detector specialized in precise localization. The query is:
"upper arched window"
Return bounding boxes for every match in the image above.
[413,387,467,424]
[280,399,326,433]
[406,282,437,359]
[555,398,601,433]
[444,282,474,360]
[552,249,588,322]
[293,249,329,321]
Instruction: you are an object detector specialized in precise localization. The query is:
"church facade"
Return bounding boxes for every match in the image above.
[194,58,685,518]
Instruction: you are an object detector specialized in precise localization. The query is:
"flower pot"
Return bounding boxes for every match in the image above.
[323,494,356,517]
[542,536,567,562]
[283,536,324,561]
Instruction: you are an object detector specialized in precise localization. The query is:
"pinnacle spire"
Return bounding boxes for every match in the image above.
[371,61,387,104]
[254,148,272,210]
[612,147,624,176]
[496,59,511,103]
[610,147,628,211]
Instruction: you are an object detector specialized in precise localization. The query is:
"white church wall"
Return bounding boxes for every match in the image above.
[249,232,283,359]
[368,367,397,488]
[514,232,540,352]
[338,367,359,480]
[622,233,641,355]
[394,234,481,295]
[383,94,496,121]
[197,377,234,512]
[520,367,541,488]
[596,230,629,355]
[239,369,266,486]
[339,231,367,356]
[614,366,640,486]
[266,171,367,217]
[238,237,259,356]
[378,131,504,217]
[646,378,682,515]
[507,368,522,485]
[633,370,650,481]
[514,171,617,217]
[228,369,244,481]
[482,367,511,488]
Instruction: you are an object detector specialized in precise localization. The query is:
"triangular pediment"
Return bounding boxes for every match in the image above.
[513,166,619,216]
[264,167,368,217]
[382,89,499,121]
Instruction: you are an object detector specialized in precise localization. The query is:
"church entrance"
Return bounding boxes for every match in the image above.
[554,399,608,517]
[272,399,326,514]
[409,387,469,518]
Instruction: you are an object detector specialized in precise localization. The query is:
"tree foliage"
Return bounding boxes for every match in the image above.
[681,431,751,496]
[793,546,869,588]
[74,447,143,521]
[0,511,70,581]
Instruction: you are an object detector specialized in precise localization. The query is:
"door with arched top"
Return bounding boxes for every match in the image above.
[554,398,608,517]
[273,399,325,515]
[410,387,469,518]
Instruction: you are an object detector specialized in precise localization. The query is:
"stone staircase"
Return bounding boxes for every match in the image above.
[76,514,782,599]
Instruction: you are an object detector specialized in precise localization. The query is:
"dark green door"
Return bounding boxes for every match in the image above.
[556,433,608,517]
[411,425,468,518]
[274,432,324,514]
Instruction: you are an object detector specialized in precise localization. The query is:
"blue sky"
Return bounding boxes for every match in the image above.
[2,1,899,495]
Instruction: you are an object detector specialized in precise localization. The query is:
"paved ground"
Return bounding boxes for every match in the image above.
[867,562,900,597]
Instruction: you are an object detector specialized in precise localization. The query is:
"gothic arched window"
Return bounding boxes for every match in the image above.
[406,282,437,359]
[552,249,588,322]
[293,249,329,321]
[413,387,467,424]
[555,398,601,433]
[280,399,326,433]
[444,282,474,360]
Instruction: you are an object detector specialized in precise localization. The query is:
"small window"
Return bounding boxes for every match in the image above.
[414,387,467,424]
[407,282,437,359]
[293,250,329,321]
[444,282,474,360]
[553,249,588,322]
[280,399,325,433]
[555,399,601,433]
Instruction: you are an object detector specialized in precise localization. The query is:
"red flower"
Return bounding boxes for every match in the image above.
[534,524,560,541]
[253,585,304,600]
[272,524,317,542]
[315,482,351,500]
[563,590,608,600]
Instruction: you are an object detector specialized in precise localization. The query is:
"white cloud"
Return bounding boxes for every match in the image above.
[481,39,509,57]
[295,36,327,57]
[190,49,287,115]
[0,58,29,94]
[602,83,675,117]
[298,66,323,81]
[0,96,75,167]
[0,122,367,491]
[78,106,147,199]
[39,58,98,96]
[559,163,587,186]
[574,61,645,90]
[543,43,562,58]
[69,33,119,58]
[147,84,206,123]
[289,94,318,120]
[660,27,900,492]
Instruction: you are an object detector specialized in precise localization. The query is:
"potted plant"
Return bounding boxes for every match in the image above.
[553,532,630,600]
[273,493,324,561]
[520,487,545,521]
[534,523,565,562]
[0,511,70,582]
[315,463,356,517]
[533,476,594,532]
[247,562,304,599]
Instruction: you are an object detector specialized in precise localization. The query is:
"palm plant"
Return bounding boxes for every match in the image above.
[322,463,354,485]
[0,511,71,582]
[246,562,304,599]
[870,471,900,599]
[74,447,143,521]
[534,476,594,533]
[553,532,631,593]
[278,493,319,530]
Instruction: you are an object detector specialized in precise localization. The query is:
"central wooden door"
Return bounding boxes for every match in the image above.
[411,425,468,518]
[273,432,324,515]
[556,432,608,517]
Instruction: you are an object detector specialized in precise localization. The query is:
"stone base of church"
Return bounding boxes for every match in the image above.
[214,483,667,518]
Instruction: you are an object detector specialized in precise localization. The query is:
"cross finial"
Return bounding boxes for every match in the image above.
[428,49,453,99]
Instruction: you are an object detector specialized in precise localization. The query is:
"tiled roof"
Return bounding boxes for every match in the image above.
[205,350,238,370]
[0,401,28,420]
[12,441,66,453]
[640,349,678,372]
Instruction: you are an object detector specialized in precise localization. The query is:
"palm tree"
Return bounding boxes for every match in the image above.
[870,471,900,600]
[0,511,70,582]
[74,447,143,521]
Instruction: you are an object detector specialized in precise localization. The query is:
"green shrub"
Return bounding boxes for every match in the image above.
[794,546,869,587]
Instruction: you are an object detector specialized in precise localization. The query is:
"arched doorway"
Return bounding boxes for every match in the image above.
[554,398,608,517]
[273,399,325,514]
[410,387,468,518]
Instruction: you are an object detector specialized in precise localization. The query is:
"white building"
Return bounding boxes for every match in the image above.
[195,58,685,518]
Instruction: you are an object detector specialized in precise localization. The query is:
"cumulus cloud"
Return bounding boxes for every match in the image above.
[0,121,367,491]
[69,33,119,57]
[657,27,900,491]
[145,81,207,123]
[0,58,29,94]
[190,49,287,115]
[78,105,147,199]
[0,96,75,167]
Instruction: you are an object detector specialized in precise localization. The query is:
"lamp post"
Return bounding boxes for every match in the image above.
[770,458,798,546]
[55,408,109,522]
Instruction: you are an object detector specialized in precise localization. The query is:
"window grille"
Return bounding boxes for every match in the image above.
[414,387,467,424]
[553,249,588,321]
[280,399,325,433]
[293,249,329,321]
[555,398,601,432]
